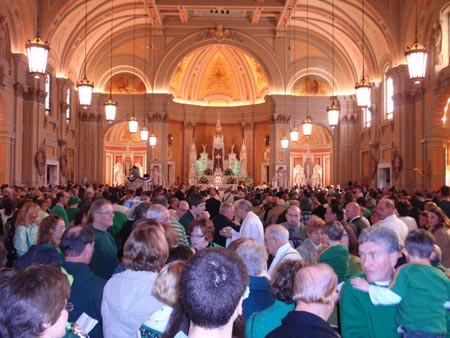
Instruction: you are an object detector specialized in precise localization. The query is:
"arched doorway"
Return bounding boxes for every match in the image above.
[290,123,333,187]
[104,122,149,186]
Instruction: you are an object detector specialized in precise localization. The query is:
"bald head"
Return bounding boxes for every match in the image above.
[345,202,360,220]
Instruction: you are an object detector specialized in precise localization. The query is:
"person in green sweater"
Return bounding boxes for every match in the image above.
[65,196,80,226]
[50,190,70,228]
[351,229,450,337]
[340,227,401,338]
[246,259,304,338]
[88,200,119,280]
[318,220,350,284]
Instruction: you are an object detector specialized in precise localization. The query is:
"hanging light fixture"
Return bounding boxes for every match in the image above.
[77,0,94,107]
[327,0,340,127]
[140,15,149,142]
[354,0,371,108]
[281,135,289,149]
[303,0,313,137]
[128,1,139,134]
[149,132,157,148]
[289,19,299,143]
[149,17,157,148]
[26,0,50,78]
[405,0,428,84]
[105,0,117,122]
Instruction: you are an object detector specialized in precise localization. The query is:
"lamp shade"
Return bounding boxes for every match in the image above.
[26,36,49,78]
[140,126,149,142]
[290,127,299,143]
[149,132,157,147]
[405,40,427,84]
[327,102,340,127]
[281,135,289,149]
[77,76,94,106]
[128,115,138,133]
[355,78,371,108]
[302,117,313,137]
[104,98,117,122]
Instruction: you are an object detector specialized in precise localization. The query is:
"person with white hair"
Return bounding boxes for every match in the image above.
[221,199,264,245]
[264,224,302,277]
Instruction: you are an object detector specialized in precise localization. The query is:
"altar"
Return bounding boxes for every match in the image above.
[189,118,247,187]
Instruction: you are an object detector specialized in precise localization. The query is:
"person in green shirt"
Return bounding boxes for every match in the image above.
[50,190,70,228]
[65,196,80,226]
[246,259,303,338]
[340,227,401,338]
[351,229,450,337]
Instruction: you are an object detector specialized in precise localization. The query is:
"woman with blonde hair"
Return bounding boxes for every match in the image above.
[13,202,40,257]
[139,260,186,338]
[427,206,450,267]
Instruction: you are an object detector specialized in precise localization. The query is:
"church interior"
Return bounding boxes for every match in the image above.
[1,0,450,190]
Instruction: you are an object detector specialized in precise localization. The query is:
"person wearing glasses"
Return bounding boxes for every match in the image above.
[88,200,119,279]
[0,264,71,338]
[189,217,221,253]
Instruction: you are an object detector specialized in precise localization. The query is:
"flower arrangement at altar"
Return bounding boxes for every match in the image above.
[224,168,233,176]
[226,176,237,184]
[203,168,213,176]
[199,176,209,184]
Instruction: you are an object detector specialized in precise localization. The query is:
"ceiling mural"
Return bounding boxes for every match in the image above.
[293,75,332,96]
[104,73,146,94]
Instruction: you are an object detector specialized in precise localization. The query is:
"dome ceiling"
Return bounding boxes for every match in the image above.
[170,45,269,106]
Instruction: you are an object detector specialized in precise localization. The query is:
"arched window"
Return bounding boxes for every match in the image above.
[45,74,51,116]
[385,76,394,120]
[65,88,71,121]
[363,107,371,128]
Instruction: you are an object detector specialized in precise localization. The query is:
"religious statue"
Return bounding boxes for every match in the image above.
[263,146,270,162]
[432,21,443,66]
[304,159,313,179]
[240,141,247,178]
[391,146,402,180]
[189,142,197,177]
[152,165,164,187]
[294,164,305,186]
[35,142,46,177]
[313,164,322,187]
[369,152,378,181]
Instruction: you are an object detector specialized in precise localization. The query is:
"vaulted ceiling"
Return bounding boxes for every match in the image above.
[6,0,437,105]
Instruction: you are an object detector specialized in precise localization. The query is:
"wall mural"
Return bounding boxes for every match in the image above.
[104,73,146,94]
[293,75,332,96]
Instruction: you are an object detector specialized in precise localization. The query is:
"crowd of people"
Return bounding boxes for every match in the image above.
[0,181,449,338]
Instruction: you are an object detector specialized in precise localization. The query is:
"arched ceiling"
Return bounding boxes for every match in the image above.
[8,1,427,105]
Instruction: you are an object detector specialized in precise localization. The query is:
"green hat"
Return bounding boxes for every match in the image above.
[68,196,79,206]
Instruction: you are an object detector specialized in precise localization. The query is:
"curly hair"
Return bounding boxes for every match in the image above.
[270,260,304,303]
[15,202,40,226]
[38,215,63,247]
[188,217,215,242]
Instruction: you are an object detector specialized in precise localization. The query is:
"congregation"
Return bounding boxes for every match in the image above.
[0,181,449,338]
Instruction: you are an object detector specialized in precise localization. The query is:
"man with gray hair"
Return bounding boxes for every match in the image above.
[221,199,264,245]
[340,227,401,338]
[146,204,188,246]
[265,224,302,277]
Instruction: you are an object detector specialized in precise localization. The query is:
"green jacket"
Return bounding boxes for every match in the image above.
[340,273,399,338]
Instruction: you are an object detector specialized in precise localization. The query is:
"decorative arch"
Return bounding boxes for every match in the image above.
[157,29,284,99]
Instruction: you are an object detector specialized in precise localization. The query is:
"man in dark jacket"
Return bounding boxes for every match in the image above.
[212,202,240,247]
[61,226,106,338]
